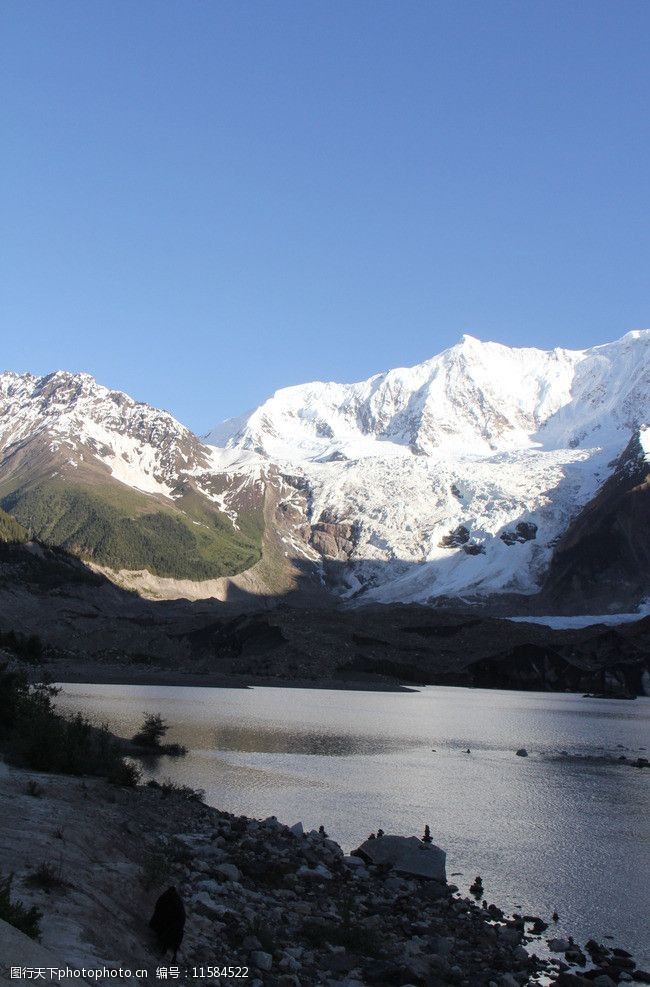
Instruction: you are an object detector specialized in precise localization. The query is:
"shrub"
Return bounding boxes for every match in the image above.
[159,778,205,802]
[160,742,188,757]
[0,872,42,939]
[26,861,66,893]
[0,629,44,663]
[132,713,168,747]
[108,758,141,787]
[0,664,122,777]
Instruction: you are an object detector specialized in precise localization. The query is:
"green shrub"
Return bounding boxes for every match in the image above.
[0,872,42,939]
[1,479,263,580]
[0,664,122,777]
[0,507,28,544]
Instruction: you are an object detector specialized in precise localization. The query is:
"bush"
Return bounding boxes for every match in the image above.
[0,872,42,939]
[147,778,204,802]
[108,758,141,787]
[0,629,44,663]
[0,664,122,777]
[132,713,168,747]
[25,861,67,893]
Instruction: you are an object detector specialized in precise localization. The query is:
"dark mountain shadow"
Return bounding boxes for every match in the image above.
[1,538,648,696]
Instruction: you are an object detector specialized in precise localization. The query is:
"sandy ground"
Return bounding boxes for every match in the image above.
[0,762,196,982]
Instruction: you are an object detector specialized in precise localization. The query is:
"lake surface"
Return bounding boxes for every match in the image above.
[55,683,650,966]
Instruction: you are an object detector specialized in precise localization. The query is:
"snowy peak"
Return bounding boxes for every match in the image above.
[207,331,650,462]
[0,369,213,498]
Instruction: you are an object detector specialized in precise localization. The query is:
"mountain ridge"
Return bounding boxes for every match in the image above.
[1,329,648,609]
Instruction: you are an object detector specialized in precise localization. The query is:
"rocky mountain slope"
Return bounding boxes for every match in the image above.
[208,330,650,610]
[0,371,265,583]
[1,330,648,610]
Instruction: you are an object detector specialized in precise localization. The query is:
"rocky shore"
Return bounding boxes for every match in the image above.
[0,762,648,987]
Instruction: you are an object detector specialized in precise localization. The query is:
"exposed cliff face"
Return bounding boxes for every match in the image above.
[541,430,650,612]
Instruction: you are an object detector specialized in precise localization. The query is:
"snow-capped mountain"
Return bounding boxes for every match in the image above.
[0,370,210,496]
[1,330,648,609]
[0,371,265,586]
[208,331,648,460]
[207,330,650,607]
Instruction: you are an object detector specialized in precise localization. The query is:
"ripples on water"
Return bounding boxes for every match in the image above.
[55,683,650,966]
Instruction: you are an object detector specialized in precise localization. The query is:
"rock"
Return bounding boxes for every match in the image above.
[419,879,447,901]
[290,821,304,836]
[566,947,587,965]
[516,748,528,757]
[193,892,223,919]
[251,950,273,971]
[200,845,228,862]
[296,863,332,880]
[352,834,446,881]
[439,524,470,548]
[215,862,241,882]
[592,977,617,987]
[384,876,408,892]
[195,878,226,895]
[342,854,366,868]
[548,937,572,952]
[497,926,522,946]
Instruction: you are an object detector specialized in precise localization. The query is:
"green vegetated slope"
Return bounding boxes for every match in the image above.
[0,507,28,544]
[0,478,263,580]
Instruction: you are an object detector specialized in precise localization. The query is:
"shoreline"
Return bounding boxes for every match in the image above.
[2,760,647,987]
[33,662,420,693]
[31,660,650,698]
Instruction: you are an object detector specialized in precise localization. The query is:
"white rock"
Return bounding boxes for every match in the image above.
[353,834,446,881]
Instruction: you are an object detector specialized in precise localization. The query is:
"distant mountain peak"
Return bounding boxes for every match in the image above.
[206,330,649,462]
[1,329,647,608]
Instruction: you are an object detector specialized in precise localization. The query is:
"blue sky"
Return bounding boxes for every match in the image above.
[2,1,648,431]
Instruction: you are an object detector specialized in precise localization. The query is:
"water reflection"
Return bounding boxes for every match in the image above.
[208,724,412,756]
[54,683,650,966]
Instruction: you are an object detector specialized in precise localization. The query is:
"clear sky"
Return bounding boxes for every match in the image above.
[2,1,648,432]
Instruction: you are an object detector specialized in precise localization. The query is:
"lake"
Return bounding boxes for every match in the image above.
[55,682,650,967]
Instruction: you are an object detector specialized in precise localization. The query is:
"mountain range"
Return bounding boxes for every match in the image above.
[1,330,648,614]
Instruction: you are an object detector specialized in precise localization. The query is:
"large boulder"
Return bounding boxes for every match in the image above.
[352,835,446,881]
